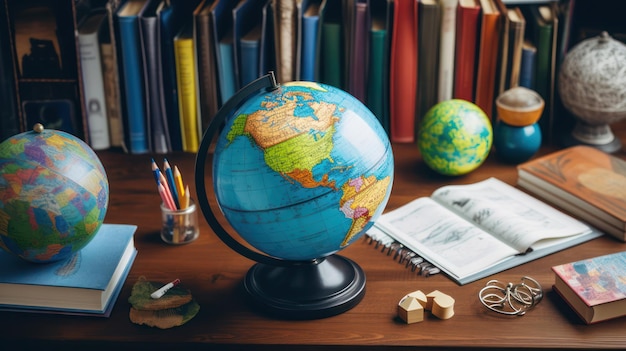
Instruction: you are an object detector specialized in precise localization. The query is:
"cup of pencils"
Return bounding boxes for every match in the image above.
[152,159,199,244]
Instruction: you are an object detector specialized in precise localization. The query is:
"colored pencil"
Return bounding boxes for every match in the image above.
[173,165,186,208]
[163,159,180,209]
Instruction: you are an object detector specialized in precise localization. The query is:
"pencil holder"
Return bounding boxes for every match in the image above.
[160,200,199,244]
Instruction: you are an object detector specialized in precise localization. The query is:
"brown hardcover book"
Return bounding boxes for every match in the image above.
[416,0,441,123]
[552,251,626,324]
[474,0,502,120]
[194,0,220,132]
[517,145,626,241]
[500,7,525,92]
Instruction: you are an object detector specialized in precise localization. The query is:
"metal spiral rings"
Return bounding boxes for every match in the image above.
[478,276,543,316]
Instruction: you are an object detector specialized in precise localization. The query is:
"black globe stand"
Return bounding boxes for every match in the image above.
[195,73,366,319]
[244,255,366,319]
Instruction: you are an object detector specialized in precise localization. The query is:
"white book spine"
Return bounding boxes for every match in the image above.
[78,31,111,150]
[438,0,458,102]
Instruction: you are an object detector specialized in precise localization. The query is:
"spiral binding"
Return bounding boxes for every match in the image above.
[364,229,441,277]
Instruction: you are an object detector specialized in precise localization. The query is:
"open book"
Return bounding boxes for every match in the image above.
[372,178,602,285]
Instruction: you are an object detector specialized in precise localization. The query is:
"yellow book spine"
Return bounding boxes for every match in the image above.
[174,36,199,152]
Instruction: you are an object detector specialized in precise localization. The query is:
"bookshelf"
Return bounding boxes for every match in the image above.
[0,0,87,142]
[0,0,624,152]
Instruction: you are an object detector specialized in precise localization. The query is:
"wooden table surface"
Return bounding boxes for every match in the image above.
[2,126,626,350]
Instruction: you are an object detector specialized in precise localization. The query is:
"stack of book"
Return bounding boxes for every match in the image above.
[0,224,137,317]
[517,145,626,242]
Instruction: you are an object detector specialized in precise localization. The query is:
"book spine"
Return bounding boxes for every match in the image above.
[389,0,418,143]
[519,42,536,89]
[417,0,441,124]
[301,5,319,82]
[140,12,170,154]
[194,9,220,132]
[174,35,200,153]
[320,22,342,88]
[217,39,237,106]
[348,1,368,102]
[453,1,479,101]
[438,0,458,102]
[240,35,261,87]
[78,30,111,150]
[99,41,124,149]
[474,2,501,120]
[117,15,149,154]
[367,26,387,130]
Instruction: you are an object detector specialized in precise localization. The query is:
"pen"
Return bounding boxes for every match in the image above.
[150,279,181,299]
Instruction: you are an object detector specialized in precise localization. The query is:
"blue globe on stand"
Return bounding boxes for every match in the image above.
[195,74,394,319]
[418,99,493,176]
[494,121,542,164]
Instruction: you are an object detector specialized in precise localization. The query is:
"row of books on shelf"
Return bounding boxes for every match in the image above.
[0,0,616,153]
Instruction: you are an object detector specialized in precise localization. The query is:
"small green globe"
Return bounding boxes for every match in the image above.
[418,99,493,176]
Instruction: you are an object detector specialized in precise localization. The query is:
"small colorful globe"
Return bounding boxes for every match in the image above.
[212,81,394,261]
[0,125,109,263]
[418,99,493,176]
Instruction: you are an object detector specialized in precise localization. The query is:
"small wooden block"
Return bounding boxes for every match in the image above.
[428,290,455,320]
[406,290,428,308]
[398,296,425,324]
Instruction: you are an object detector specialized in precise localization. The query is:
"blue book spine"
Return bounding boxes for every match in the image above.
[301,10,319,82]
[218,38,237,105]
[240,33,261,87]
[118,15,149,154]
[519,42,536,90]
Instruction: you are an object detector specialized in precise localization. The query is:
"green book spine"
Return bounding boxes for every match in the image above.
[321,22,342,89]
[367,27,388,132]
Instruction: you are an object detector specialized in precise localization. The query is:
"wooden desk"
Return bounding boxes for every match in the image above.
[2,131,626,350]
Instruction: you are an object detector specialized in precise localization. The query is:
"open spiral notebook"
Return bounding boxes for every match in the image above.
[364,226,441,278]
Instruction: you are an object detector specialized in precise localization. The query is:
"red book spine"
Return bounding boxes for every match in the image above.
[389,0,418,143]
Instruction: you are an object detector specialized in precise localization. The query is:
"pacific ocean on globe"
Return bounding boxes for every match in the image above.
[0,126,109,263]
[212,81,394,261]
[418,99,493,176]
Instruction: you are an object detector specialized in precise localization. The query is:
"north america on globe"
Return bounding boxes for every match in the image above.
[220,81,391,256]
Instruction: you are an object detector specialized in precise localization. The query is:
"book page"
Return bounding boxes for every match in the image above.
[431,178,591,252]
[375,197,520,280]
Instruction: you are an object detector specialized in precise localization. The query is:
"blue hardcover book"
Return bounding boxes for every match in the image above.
[0,224,137,317]
[240,24,262,86]
[519,39,536,89]
[301,0,320,82]
[211,0,239,105]
[157,0,202,152]
[259,0,276,79]
[218,33,237,103]
[139,0,171,154]
[115,0,149,154]
[233,0,266,89]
